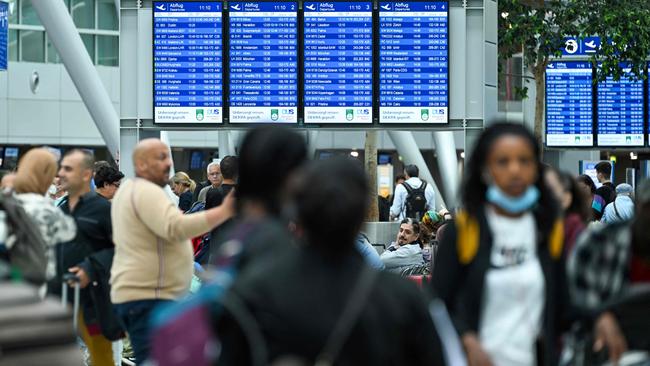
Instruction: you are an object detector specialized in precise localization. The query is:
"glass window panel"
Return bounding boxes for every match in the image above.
[20,0,41,25]
[71,0,95,29]
[97,35,118,66]
[46,35,61,63]
[8,0,18,24]
[20,30,44,62]
[98,0,118,30]
[8,29,18,61]
[81,33,95,63]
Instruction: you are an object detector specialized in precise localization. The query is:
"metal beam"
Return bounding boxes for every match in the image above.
[433,131,459,209]
[31,0,120,159]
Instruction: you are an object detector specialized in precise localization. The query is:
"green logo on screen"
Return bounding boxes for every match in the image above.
[346,109,354,121]
[196,109,204,121]
[421,109,429,121]
[271,109,279,121]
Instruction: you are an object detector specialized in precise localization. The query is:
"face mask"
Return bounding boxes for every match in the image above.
[486,184,540,214]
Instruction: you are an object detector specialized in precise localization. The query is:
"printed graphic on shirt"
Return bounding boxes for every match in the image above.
[490,245,531,269]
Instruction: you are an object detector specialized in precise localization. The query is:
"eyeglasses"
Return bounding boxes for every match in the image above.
[112,182,121,188]
[209,172,222,177]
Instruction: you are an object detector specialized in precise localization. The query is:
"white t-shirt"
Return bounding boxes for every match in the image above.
[479,208,545,366]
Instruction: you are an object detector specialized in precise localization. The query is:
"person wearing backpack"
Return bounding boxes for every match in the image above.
[389,164,435,221]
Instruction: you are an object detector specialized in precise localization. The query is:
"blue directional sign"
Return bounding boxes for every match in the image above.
[0,1,8,71]
[228,1,298,124]
[153,1,223,123]
[545,61,594,147]
[379,1,449,124]
[597,63,644,147]
[303,2,373,124]
[561,36,602,56]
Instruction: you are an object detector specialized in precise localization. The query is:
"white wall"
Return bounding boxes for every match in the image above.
[0,62,119,146]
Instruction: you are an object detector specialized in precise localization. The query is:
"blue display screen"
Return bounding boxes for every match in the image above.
[0,1,7,71]
[597,63,644,146]
[153,1,223,123]
[228,1,298,123]
[545,61,594,147]
[303,2,373,124]
[379,2,448,124]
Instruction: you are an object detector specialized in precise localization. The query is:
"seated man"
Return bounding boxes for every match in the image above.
[568,179,650,363]
[380,218,425,274]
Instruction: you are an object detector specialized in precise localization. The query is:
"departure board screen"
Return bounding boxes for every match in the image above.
[303,2,373,124]
[228,1,298,123]
[153,1,223,124]
[597,63,644,146]
[545,61,594,147]
[379,1,448,124]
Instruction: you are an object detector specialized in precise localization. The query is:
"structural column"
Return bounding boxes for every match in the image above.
[432,131,459,209]
[32,0,120,159]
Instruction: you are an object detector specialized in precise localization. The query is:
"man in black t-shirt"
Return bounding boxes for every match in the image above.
[593,161,616,220]
[205,156,238,208]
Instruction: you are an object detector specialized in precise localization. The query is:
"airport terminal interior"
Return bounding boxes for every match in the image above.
[1,0,650,365]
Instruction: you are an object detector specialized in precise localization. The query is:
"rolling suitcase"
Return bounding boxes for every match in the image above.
[0,281,83,365]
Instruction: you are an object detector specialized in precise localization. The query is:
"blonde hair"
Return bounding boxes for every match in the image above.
[171,172,196,193]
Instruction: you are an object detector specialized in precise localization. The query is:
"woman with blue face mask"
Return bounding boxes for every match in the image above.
[432,123,570,366]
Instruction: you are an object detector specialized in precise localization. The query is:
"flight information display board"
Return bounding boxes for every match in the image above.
[597,63,644,146]
[153,1,223,123]
[228,1,298,123]
[379,1,448,124]
[303,2,373,124]
[545,61,594,147]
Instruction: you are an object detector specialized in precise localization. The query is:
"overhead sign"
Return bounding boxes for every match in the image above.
[0,1,8,71]
[545,61,594,147]
[153,1,223,123]
[228,1,298,124]
[561,36,601,56]
[303,1,373,124]
[597,63,644,147]
[379,1,449,124]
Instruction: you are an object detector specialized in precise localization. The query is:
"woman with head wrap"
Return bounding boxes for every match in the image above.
[12,148,76,280]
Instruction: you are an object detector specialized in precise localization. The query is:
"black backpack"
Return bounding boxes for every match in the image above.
[0,192,48,285]
[403,181,428,220]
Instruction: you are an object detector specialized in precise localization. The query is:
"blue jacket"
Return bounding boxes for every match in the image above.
[355,234,385,270]
[602,195,634,224]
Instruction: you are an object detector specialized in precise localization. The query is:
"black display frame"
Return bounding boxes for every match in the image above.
[152,0,226,125]
[376,0,450,126]
[150,0,451,127]
[545,60,596,148]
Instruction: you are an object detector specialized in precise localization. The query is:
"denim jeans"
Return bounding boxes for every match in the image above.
[114,300,171,364]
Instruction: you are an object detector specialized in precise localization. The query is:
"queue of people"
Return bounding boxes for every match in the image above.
[0,123,649,366]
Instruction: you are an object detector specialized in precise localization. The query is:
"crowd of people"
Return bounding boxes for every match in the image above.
[0,123,649,366]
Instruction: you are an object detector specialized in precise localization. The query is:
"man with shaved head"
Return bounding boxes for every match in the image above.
[110,139,235,364]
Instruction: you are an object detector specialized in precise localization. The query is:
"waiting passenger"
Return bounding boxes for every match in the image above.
[389,164,435,220]
[601,183,635,224]
[110,139,234,364]
[216,157,446,365]
[94,166,124,201]
[433,123,570,366]
[380,218,425,274]
[545,168,591,254]
[170,171,196,212]
[12,148,76,281]
[567,178,650,365]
